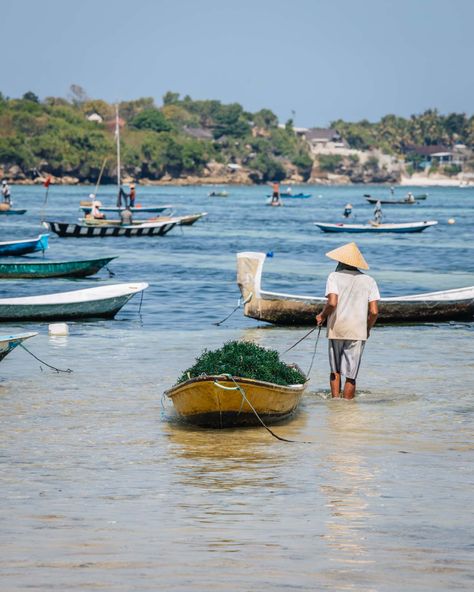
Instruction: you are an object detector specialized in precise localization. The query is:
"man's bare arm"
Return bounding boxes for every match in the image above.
[316,293,338,326]
[367,300,378,337]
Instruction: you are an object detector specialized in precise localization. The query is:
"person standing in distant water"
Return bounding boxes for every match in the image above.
[373,200,383,224]
[390,186,395,196]
[129,183,136,207]
[406,191,415,203]
[343,203,353,218]
[316,242,379,399]
[1,180,11,205]
[271,181,281,205]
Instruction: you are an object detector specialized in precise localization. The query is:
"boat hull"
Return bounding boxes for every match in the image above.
[314,221,437,233]
[0,283,147,321]
[236,252,474,325]
[366,198,415,205]
[80,205,172,214]
[166,375,306,428]
[46,221,176,237]
[0,234,49,256]
[267,193,312,199]
[0,209,27,215]
[0,256,117,279]
[0,332,37,362]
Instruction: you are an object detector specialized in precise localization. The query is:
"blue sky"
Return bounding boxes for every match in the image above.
[3,0,473,126]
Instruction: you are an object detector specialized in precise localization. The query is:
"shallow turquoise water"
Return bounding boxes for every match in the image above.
[0,184,473,591]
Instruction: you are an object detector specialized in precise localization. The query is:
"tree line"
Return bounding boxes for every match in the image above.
[0,88,311,183]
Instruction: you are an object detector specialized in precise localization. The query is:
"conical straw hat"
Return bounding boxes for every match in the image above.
[325,242,369,270]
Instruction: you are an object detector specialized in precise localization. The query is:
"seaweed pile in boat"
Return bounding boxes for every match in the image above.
[176,340,306,386]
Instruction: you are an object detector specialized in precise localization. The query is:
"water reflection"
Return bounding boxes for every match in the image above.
[164,407,309,492]
[321,402,378,569]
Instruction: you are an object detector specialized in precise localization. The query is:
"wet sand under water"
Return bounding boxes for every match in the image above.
[1,323,473,591]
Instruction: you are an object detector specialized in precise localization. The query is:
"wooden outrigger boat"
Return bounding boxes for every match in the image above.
[314,220,437,233]
[80,212,206,227]
[366,197,417,205]
[0,234,49,257]
[0,332,37,362]
[165,374,307,428]
[0,256,117,279]
[236,252,474,324]
[80,204,173,214]
[45,220,177,238]
[267,193,312,199]
[208,191,228,197]
[147,212,207,226]
[364,193,428,201]
[0,282,148,321]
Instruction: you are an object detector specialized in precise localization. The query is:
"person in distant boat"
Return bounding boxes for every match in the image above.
[316,242,379,400]
[91,199,105,219]
[120,206,133,226]
[1,180,11,205]
[286,186,292,195]
[406,192,415,203]
[117,186,129,208]
[373,200,383,224]
[270,181,281,205]
[129,183,136,207]
[343,203,353,218]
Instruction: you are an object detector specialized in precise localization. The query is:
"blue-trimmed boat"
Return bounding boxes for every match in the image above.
[267,193,312,199]
[0,209,27,215]
[0,256,117,279]
[80,205,173,215]
[0,234,49,256]
[0,332,37,362]
[314,221,438,233]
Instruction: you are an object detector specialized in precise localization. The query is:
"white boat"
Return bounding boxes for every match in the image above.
[0,283,148,321]
[236,252,474,324]
[314,220,438,233]
[0,332,37,362]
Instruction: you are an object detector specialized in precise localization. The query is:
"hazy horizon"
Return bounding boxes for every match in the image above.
[3,0,474,127]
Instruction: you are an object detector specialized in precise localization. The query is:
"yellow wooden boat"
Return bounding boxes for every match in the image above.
[165,374,307,428]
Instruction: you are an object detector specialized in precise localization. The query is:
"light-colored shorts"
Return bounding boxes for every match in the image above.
[328,339,366,380]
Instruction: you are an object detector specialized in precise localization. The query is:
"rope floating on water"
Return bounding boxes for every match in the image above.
[305,326,322,377]
[20,343,73,373]
[214,292,253,326]
[215,374,311,444]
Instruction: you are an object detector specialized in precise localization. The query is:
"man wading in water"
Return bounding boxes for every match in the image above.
[316,242,379,399]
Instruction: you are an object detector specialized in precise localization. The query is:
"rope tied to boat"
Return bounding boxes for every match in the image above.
[19,343,73,373]
[214,373,311,443]
[214,292,253,326]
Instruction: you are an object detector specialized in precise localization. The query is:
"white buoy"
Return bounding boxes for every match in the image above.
[48,323,69,336]
[447,218,456,225]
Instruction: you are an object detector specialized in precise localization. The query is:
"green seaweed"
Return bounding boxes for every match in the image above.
[176,340,306,386]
